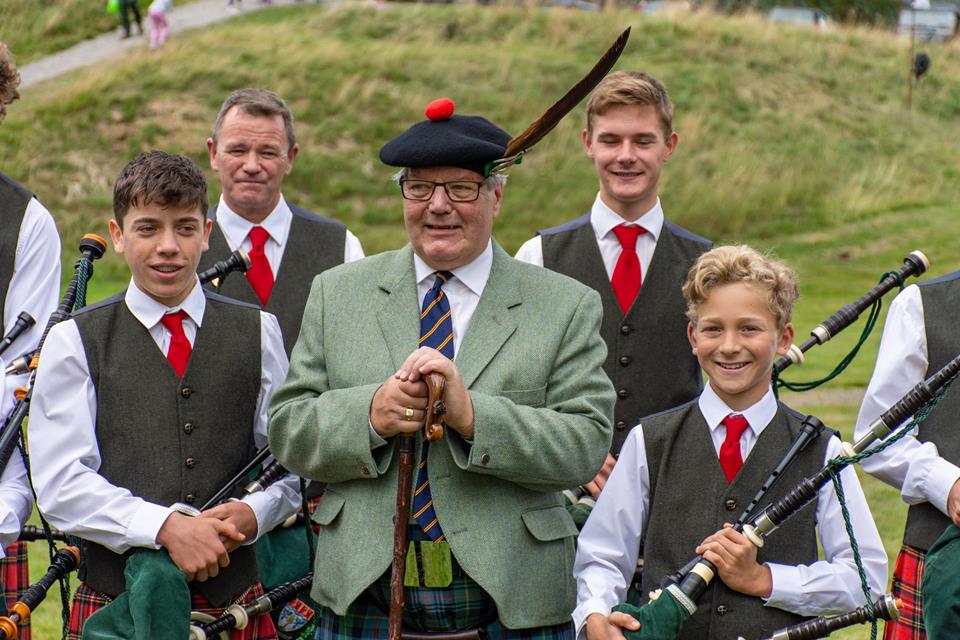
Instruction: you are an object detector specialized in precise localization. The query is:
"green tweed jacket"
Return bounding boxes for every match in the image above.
[269,242,614,629]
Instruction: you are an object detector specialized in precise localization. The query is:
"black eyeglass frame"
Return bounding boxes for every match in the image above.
[399,179,485,203]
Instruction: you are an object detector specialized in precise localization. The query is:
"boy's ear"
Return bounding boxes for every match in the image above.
[687,321,698,355]
[776,322,795,356]
[201,218,213,252]
[108,218,124,254]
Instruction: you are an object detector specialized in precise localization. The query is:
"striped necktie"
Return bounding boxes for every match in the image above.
[413,271,454,542]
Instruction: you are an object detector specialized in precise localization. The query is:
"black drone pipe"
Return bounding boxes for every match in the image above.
[0,313,35,359]
[189,573,313,639]
[0,235,108,474]
[773,251,929,376]
[198,250,251,287]
[751,594,900,640]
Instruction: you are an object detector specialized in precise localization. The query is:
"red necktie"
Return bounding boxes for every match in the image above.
[611,224,646,314]
[719,414,750,483]
[160,310,192,378]
[246,226,274,306]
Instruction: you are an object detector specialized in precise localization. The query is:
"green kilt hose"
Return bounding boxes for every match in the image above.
[1,541,30,640]
[68,581,278,640]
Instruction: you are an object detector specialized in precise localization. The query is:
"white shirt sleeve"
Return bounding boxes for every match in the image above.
[29,320,174,553]
[853,285,960,513]
[240,311,300,540]
[0,198,61,554]
[344,230,365,264]
[572,426,650,640]
[764,436,887,615]
[1,198,61,417]
[514,235,544,267]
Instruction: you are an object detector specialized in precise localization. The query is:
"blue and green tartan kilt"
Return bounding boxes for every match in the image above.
[315,568,574,640]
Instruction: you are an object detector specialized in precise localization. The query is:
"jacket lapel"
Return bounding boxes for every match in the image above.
[375,246,421,371]
[457,243,521,389]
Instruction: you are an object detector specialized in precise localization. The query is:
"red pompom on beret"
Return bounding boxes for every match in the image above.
[424,98,456,121]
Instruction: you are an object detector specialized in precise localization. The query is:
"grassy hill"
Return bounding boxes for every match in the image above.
[5,4,960,637]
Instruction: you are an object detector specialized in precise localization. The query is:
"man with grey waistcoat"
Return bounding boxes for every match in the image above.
[516,71,710,502]
[201,88,364,357]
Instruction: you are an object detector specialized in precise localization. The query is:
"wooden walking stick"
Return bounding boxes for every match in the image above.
[389,373,446,640]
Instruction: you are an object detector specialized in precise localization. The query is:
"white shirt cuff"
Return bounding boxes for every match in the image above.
[369,420,388,449]
[923,458,960,515]
[137,503,177,549]
[763,562,800,610]
[241,492,274,543]
[572,597,615,640]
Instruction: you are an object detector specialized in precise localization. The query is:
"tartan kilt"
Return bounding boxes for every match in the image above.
[67,580,279,640]
[315,569,573,640]
[1,541,30,640]
[884,545,926,640]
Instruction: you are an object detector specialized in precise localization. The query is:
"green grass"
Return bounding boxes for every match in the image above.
[6,4,960,637]
[0,0,155,65]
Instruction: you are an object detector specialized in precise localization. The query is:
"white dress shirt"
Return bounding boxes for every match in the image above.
[0,197,61,555]
[572,385,887,640]
[854,284,960,514]
[215,195,365,269]
[514,194,664,282]
[29,279,300,555]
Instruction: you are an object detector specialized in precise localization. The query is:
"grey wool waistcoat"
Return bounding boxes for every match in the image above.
[0,173,32,331]
[906,272,960,550]
[72,289,261,605]
[540,215,710,453]
[640,400,831,640]
[198,204,347,357]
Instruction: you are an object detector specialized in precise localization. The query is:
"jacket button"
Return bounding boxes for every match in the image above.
[361,465,371,476]
[619,356,631,366]
[185,457,195,469]
[620,324,632,336]
[617,388,628,399]
[185,494,196,504]
[725,498,737,511]
[615,421,626,431]
[716,605,729,616]
[180,387,193,398]
[480,452,491,465]
[183,422,194,434]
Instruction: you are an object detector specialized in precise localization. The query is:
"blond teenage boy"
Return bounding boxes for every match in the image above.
[516,71,710,499]
[572,246,886,640]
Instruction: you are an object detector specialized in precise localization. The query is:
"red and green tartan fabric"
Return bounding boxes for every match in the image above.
[1,541,30,640]
[885,544,927,640]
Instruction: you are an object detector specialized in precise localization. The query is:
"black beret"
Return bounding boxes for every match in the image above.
[380,99,511,177]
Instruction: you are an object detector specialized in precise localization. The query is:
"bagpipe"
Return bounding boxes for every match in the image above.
[198,249,251,289]
[0,546,80,639]
[743,594,901,640]
[0,313,35,360]
[616,337,960,639]
[773,250,928,388]
[188,573,313,640]
[0,234,108,474]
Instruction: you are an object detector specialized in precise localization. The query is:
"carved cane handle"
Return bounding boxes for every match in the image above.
[423,373,446,442]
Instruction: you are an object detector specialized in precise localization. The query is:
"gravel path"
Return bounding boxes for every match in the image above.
[18,0,310,89]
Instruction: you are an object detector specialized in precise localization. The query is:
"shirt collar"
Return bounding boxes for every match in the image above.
[124,276,207,330]
[413,240,493,298]
[589,193,664,242]
[698,383,778,438]
[216,194,292,248]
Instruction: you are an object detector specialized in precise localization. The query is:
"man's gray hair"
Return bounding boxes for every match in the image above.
[211,88,296,152]
[392,168,508,190]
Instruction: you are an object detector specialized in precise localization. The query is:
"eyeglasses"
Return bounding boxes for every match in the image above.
[400,179,485,202]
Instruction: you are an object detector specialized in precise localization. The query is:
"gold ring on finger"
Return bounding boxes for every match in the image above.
[404,407,415,420]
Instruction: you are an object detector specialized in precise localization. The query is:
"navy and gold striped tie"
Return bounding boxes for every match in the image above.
[413,271,455,542]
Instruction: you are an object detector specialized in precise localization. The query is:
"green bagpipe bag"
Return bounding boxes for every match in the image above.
[81,549,190,640]
[921,523,960,640]
[611,583,696,640]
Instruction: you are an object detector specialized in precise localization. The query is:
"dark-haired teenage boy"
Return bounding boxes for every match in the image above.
[29,151,298,640]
